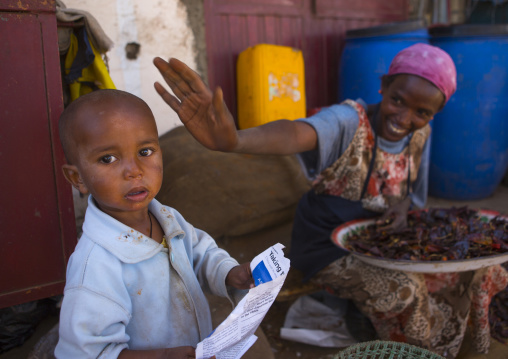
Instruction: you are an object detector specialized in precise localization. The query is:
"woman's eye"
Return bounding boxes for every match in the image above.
[392,97,402,105]
[139,148,154,157]
[418,110,433,120]
[100,155,117,164]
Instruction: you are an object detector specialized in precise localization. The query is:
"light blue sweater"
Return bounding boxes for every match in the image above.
[55,196,242,358]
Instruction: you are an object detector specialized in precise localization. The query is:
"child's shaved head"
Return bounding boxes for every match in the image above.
[59,89,154,164]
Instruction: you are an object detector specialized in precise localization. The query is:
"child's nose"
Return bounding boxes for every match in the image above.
[124,158,143,179]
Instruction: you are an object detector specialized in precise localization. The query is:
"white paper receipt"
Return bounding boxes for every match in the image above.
[196,243,290,359]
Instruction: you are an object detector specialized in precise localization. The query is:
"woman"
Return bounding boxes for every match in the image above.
[153,43,457,281]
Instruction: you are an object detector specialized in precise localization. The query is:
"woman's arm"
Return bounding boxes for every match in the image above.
[153,57,317,155]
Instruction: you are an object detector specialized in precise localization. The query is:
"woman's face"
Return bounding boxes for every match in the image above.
[378,74,444,142]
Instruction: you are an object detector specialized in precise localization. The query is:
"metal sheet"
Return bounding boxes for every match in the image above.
[0,8,77,308]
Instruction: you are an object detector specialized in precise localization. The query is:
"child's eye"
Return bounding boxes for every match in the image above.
[139,148,154,157]
[100,155,118,164]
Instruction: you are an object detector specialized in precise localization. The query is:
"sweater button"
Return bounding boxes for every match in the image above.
[170,253,174,262]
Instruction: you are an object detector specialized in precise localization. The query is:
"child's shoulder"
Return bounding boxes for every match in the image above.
[63,236,133,316]
[66,235,123,283]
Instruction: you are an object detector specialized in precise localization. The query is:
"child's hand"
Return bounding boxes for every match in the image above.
[153,57,239,153]
[164,346,196,358]
[226,262,254,289]
[118,346,195,358]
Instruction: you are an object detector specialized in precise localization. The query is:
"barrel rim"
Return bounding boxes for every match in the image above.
[429,24,508,37]
[346,19,427,39]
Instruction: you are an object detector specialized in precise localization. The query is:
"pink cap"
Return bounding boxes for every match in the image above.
[388,43,457,103]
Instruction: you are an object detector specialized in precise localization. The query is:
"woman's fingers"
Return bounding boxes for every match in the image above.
[168,58,211,94]
[153,57,194,101]
[155,57,211,98]
[376,212,391,225]
[212,87,227,121]
[154,82,181,113]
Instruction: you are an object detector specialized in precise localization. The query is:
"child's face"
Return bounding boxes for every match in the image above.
[63,99,163,220]
[378,74,444,142]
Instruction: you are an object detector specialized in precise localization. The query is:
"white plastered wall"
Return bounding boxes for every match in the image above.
[63,0,197,136]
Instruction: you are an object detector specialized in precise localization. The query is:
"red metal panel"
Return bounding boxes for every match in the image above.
[0,0,56,13]
[217,0,302,5]
[214,1,304,16]
[41,9,77,276]
[279,16,304,49]
[314,0,408,19]
[0,8,77,308]
[246,15,259,45]
[204,0,409,120]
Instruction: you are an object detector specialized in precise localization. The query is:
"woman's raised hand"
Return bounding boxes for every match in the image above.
[153,57,239,152]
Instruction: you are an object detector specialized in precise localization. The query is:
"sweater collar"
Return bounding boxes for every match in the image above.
[82,196,185,263]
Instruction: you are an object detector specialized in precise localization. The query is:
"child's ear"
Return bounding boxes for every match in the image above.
[62,164,89,195]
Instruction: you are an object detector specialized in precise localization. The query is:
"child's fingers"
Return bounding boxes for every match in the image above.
[243,261,252,277]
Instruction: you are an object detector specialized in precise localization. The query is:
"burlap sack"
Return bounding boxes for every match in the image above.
[156,126,311,239]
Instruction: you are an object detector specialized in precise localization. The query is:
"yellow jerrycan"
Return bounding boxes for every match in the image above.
[236,44,306,129]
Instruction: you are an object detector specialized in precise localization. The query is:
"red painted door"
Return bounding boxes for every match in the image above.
[0,0,77,308]
[204,0,409,120]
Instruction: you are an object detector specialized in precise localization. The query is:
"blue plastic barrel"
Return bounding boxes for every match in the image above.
[429,25,508,200]
[339,20,429,104]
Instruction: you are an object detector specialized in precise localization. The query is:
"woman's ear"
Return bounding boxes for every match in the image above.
[62,164,89,195]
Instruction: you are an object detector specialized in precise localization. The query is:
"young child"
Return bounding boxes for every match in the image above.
[54,89,254,359]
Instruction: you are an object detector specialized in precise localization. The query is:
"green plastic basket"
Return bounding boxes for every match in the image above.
[334,340,446,359]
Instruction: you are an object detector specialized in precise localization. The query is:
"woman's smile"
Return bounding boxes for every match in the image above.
[386,119,408,136]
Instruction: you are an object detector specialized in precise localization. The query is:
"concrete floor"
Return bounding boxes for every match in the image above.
[426,184,508,215]
[1,184,507,359]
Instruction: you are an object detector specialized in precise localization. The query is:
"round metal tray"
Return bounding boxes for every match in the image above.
[331,209,508,273]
